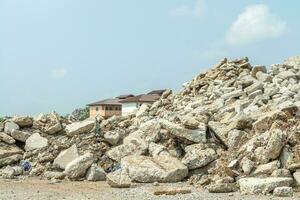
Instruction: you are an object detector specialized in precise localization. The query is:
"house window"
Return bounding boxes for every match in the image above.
[96,107,99,111]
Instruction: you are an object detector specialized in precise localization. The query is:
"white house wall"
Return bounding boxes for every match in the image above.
[122,102,138,116]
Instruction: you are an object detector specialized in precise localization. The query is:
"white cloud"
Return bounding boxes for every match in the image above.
[51,68,67,79]
[226,4,286,46]
[169,0,206,18]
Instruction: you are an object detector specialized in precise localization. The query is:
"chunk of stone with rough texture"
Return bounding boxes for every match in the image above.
[25,133,48,151]
[0,143,23,159]
[245,82,263,95]
[44,171,66,180]
[293,171,300,186]
[1,166,15,179]
[252,161,280,176]
[64,153,94,180]
[181,115,200,129]
[273,186,293,197]
[106,169,132,188]
[148,142,170,156]
[12,116,33,127]
[0,154,22,167]
[53,144,79,169]
[258,129,286,163]
[160,119,206,143]
[104,131,120,145]
[0,132,15,144]
[106,139,148,162]
[238,177,293,195]
[271,169,291,177]
[241,157,255,174]
[181,144,217,170]
[10,130,31,142]
[65,119,94,136]
[4,122,19,134]
[86,163,106,181]
[121,155,188,183]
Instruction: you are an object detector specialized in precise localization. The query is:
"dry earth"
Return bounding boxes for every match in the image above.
[0,178,299,200]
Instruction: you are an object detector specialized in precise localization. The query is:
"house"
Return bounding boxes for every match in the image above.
[87,90,166,118]
[87,98,122,118]
[119,94,161,116]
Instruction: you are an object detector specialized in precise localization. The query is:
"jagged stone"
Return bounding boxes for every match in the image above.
[104,131,121,145]
[182,144,217,170]
[4,121,19,134]
[25,133,48,151]
[12,116,33,127]
[238,177,293,195]
[10,130,31,142]
[273,186,293,197]
[53,144,79,169]
[64,153,94,180]
[106,169,132,188]
[0,132,15,144]
[121,155,188,183]
[86,163,106,181]
[65,119,94,136]
[0,142,23,159]
[160,119,206,143]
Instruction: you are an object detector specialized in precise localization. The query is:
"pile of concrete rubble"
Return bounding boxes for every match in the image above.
[2,56,300,197]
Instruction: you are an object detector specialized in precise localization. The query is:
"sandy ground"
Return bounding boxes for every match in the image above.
[0,178,299,200]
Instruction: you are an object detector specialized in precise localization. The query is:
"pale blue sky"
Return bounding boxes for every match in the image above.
[1,0,300,116]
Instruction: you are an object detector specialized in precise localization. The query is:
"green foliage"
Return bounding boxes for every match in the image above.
[71,107,89,121]
[0,117,4,123]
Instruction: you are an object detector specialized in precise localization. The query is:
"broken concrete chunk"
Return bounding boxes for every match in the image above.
[65,119,94,136]
[4,121,19,134]
[121,155,188,183]
[0,132,15,144]
[106,169,132,188]
[25,133,48,151]
[64,153,94,180]
[12,116,33,127]
[273,186,293,197]
[86,163,106,181]
[53,144,79,170]
[238,177,293,195]
[160,119,206,143]
[10,130,31,142]
[182,144,217,170]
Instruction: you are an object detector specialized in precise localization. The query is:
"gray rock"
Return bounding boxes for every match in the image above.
[10,130,31,142]
[139,119,161,142]
[44,112,63,134]
[252,160,280,176]
[221,89,244,101]
[181,144,217,170]
[107,135,148,162]
[271,169,291,177]
[160,119,206,143]
[245,82,264,95]
[4,122,19,134]
[106,169,132,188]
[0,132,15,144]
[181,115,200,129]
[148,142,170,156]
[65,119,94,136]
[121,155,188,183]
[86,163,106,181]
[12,116,33,127]
[53,144,79,170]
[0,154,22,167]
[1,166,15,179]
[293,171,300,186]
[44,171,66,180]
[238,177,293,195]
[104,131,121,145]
[64,153,94,180]
[25,133,48,151]
[273,186,293,197]
[0,143,23,159]
[240,157,255,175]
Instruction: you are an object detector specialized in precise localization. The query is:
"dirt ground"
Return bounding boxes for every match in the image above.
[0,178,299,200]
